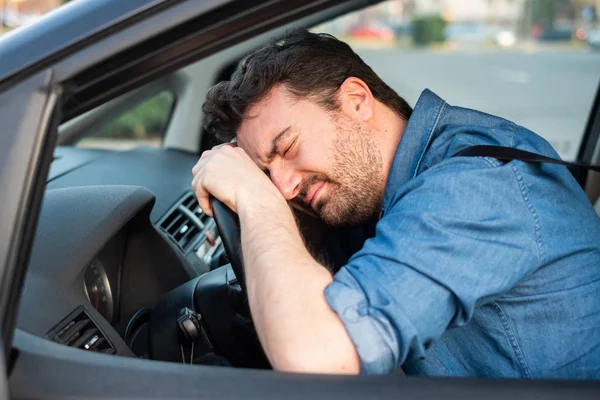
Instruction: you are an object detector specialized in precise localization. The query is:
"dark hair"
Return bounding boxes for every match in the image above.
[202,28,412,142]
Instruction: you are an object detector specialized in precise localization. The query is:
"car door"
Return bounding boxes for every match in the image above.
[0,342,8,400]
[580,84,600,206]
[1,0,600,399]
[0,69,60,367]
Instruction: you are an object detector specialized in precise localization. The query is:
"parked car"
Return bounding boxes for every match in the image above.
[532,22,587,42]
[0,0,599,399]
[348,22,395,42]
[587,28,600,51]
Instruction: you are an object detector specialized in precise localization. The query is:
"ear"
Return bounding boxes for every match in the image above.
[338,77,374,122]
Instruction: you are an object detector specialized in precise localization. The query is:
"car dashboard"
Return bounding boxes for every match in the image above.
[17,146,222,358]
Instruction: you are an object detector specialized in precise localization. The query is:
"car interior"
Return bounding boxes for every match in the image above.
[17,1,394,370]
[6,0,600,391]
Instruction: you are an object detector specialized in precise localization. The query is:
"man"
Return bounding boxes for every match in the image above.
[191,28,600,378]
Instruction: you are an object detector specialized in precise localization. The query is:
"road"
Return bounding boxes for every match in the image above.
[355,48,600,160]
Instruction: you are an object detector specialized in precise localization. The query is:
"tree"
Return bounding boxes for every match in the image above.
[524,0,573,30]
[519,0,574,39]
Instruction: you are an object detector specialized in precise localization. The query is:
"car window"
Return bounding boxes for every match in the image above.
[76,91,175,151]
[312,0,600,161]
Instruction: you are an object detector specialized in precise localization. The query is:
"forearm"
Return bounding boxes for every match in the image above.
[238,193,359,374]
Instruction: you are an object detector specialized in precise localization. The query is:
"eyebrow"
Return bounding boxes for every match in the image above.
[261,126,292,168]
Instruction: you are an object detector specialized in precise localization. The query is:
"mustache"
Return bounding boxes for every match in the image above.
[296,174,334,205]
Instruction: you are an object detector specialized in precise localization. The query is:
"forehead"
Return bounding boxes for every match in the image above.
[236,85,295,156]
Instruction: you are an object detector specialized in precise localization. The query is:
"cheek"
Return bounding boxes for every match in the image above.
[300,127,337,164]
[294,139,332,174]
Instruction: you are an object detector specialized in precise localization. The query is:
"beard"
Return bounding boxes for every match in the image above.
[295,115,386,228]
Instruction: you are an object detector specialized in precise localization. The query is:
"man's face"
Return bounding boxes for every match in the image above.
[237,84,385,228]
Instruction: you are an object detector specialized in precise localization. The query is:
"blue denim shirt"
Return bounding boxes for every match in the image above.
[324,89,600,378]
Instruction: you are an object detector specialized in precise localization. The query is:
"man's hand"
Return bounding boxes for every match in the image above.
[191,144,283,217]
[191,144,359,375]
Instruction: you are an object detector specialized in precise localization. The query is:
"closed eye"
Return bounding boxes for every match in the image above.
[283,137,298,157]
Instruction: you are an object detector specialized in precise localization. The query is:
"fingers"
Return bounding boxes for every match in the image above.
[191,147,228,216]
[192,151,210,176]
[216,141,237,149]
[191,156,209,191]
[197,190,213,217]
[191,153,212,216]
[191,171,213,217]
[190,144,251,217]
[192,143,236,176]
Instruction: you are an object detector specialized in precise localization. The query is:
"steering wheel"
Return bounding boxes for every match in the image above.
[210,197,246,293]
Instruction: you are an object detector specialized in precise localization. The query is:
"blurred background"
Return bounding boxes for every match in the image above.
[2,0,600,160]
[313,0,600,160]
[315,0,600,50]
[0,0,62,29]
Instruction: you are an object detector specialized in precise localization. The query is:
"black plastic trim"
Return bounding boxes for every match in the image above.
[577,82,600,188]
[0,0,183,93]
[11,328,600,400]
[46,306,116,354]
[579,83,600,162]
[61,0,353,121]
[1,75,61,368]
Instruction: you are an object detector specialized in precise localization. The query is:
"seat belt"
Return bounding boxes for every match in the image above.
[453,145,600,173]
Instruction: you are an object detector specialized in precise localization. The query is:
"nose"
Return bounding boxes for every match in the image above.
[269,162,301,200]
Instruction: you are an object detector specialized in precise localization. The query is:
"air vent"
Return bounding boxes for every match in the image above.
[182,193,210,225]
[160,192,208,251]
[48,308,115,354]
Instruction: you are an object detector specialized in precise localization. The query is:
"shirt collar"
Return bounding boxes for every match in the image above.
[382,89,447,214]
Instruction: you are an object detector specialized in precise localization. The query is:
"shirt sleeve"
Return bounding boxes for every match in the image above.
[324,157,541,374]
